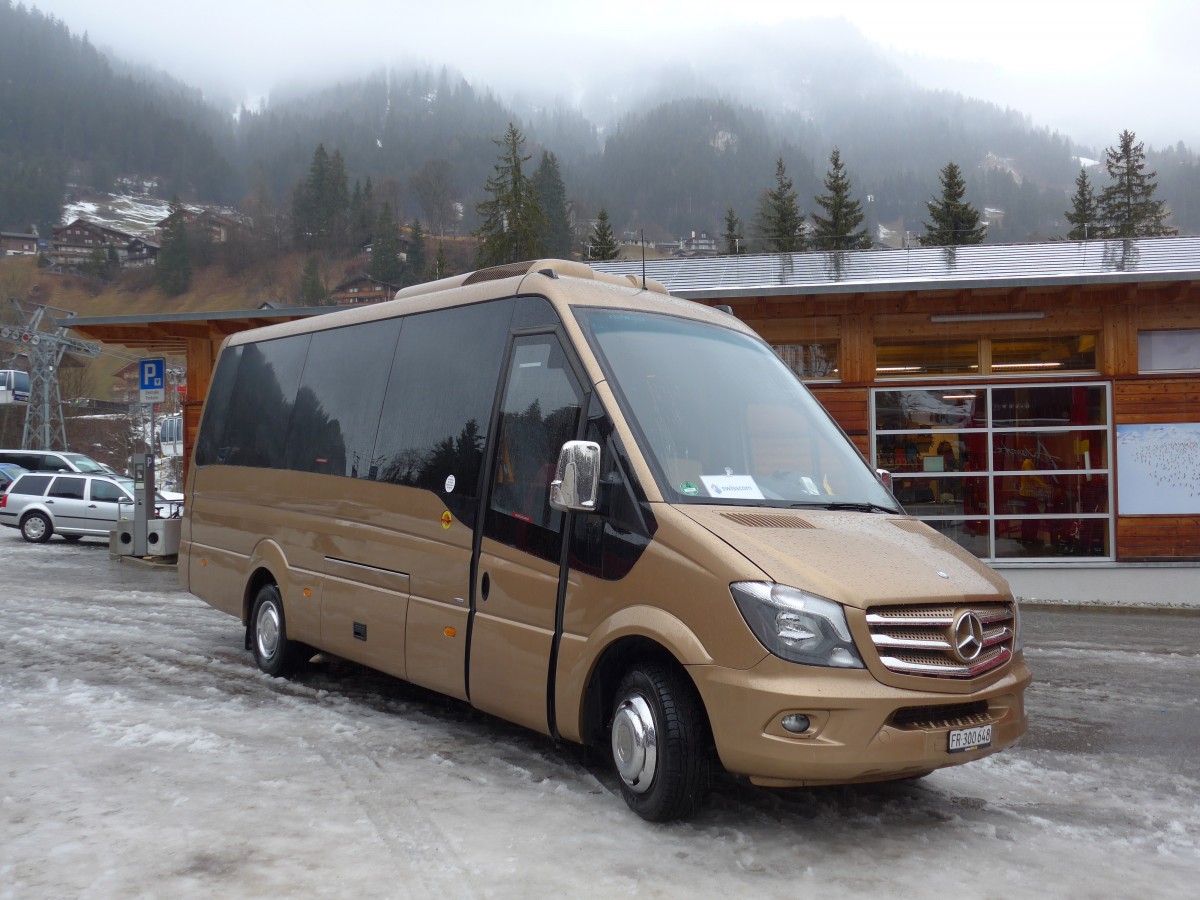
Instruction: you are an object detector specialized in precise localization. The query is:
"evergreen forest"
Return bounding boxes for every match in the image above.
[3,0,1199,253]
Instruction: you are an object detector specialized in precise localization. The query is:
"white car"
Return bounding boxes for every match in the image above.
[0,449,113,474]
[0,472,177,543]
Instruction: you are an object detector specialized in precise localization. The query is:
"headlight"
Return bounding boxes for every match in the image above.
[730,582,864,669]
[1012,600,1024,652]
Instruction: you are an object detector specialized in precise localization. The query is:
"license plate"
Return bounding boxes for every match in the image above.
[948,724,992,753]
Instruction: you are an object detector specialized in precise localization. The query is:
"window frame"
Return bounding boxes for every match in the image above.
[870,381,1115,562]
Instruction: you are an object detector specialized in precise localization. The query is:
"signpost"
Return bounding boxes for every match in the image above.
[134,358,165,556]
[139,358,166,403]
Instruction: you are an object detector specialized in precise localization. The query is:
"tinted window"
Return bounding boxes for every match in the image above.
[568,394,655,580]
[9,475,51,495]
[373,299,520,523]
[195,345,242,466]
[49,476,86,499]
[221,335,311,468]
[485,334,585,563]
[286,318,402,476]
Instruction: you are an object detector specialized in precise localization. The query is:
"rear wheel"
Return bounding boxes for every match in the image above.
[610,662,711,822]
[20,512,52,543]
[249,584,305,678]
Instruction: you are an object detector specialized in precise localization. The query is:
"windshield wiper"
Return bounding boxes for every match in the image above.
[790,501,900,514]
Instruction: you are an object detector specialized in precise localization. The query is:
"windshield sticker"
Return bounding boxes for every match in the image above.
[700,475,765,500]
[680,481,699,496]
[444,474,456,493]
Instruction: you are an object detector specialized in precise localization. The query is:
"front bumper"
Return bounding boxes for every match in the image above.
[687,653,1030,787]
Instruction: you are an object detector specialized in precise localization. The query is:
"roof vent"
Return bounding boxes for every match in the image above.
[462,261,535,285]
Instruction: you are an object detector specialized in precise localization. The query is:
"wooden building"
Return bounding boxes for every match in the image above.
[329,274,399,305]
[596,237,1200,601]
[1,231,39,256]
[62,237,1200,599]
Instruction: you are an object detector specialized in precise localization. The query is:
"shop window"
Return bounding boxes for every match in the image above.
[772,343,839,380]
[872,383,1112,561]
[1139,329,1200,372]
[991,335,1096,373]
[876,340,977,376]
[875,336,1098,378]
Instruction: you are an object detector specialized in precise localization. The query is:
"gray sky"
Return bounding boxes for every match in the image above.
[29,0,1200,150]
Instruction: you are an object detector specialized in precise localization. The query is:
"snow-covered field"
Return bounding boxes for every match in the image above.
[2,532,1198,898]
[61,194,172,238]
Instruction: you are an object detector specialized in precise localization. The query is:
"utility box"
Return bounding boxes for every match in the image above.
[111,517,181,558]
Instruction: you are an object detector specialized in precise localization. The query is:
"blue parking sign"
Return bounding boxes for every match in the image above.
[140,357,166,403]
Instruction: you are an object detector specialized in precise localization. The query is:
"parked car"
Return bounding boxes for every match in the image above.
[0,472,177,543]
[0,462,28,492]
[0,449,113,475]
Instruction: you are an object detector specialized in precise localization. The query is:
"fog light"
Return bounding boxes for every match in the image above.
[781,714,811,734]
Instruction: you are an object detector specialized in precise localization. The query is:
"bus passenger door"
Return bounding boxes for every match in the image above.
[469,334,585,735]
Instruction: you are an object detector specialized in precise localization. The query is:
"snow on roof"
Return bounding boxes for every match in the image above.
[592,235,1200,299]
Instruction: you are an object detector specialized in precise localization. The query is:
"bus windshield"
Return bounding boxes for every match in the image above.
[576,308,898,510]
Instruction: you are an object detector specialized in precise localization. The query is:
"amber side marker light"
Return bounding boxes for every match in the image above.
[444,627,457,638]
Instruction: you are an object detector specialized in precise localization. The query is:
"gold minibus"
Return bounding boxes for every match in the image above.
[181,259,1029,821]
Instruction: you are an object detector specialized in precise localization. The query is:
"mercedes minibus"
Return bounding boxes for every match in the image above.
[180,259,1029,821]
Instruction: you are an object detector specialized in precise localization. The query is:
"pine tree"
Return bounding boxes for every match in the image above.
[326,150,351,249]
[291,144,351,249]
[406,219,427,285]
[370,201,403,284]
[1064,167,1100,240]
[587,208,619,261]
[429,242,451,281]
[533,151,572,258]
[1097,130,1177,238]
[157,195,192,296]
[919,161,986,246]
[299,254,327,305]
[810,148,872,251]
[722,208,743,255]
[754,158,805,253]
[474,123,547,267]
[292,144,329,245]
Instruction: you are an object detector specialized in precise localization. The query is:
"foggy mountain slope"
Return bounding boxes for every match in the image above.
[3,1,1199,241]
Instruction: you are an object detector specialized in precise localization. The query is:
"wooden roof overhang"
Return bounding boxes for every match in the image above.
[58,307,336,359]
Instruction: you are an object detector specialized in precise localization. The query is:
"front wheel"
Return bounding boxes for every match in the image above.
[20,512,52,543]
[249,584,305,678]
[610,662,711,822]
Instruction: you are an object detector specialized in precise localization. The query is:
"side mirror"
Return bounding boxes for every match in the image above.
[549,440,601,512]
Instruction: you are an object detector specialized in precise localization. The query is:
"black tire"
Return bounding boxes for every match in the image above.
[20,512,52,543]
[62,535,83,543]
[610,662,712,822]
[249,583,305,678]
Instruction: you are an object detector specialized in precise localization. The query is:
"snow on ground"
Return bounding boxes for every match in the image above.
[61,194,172,237]
[2,532,1198,898]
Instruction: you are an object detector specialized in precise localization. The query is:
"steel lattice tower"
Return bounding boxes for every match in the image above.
[0,299,101,450]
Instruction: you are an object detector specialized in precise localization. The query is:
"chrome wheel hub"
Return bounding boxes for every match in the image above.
[256,602,281,660]
[611,695,658,794]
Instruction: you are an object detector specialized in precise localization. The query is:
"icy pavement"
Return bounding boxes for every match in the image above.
[2,531,1198,898]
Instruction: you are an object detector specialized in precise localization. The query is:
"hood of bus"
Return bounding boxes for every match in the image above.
[675,505,1010,609]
